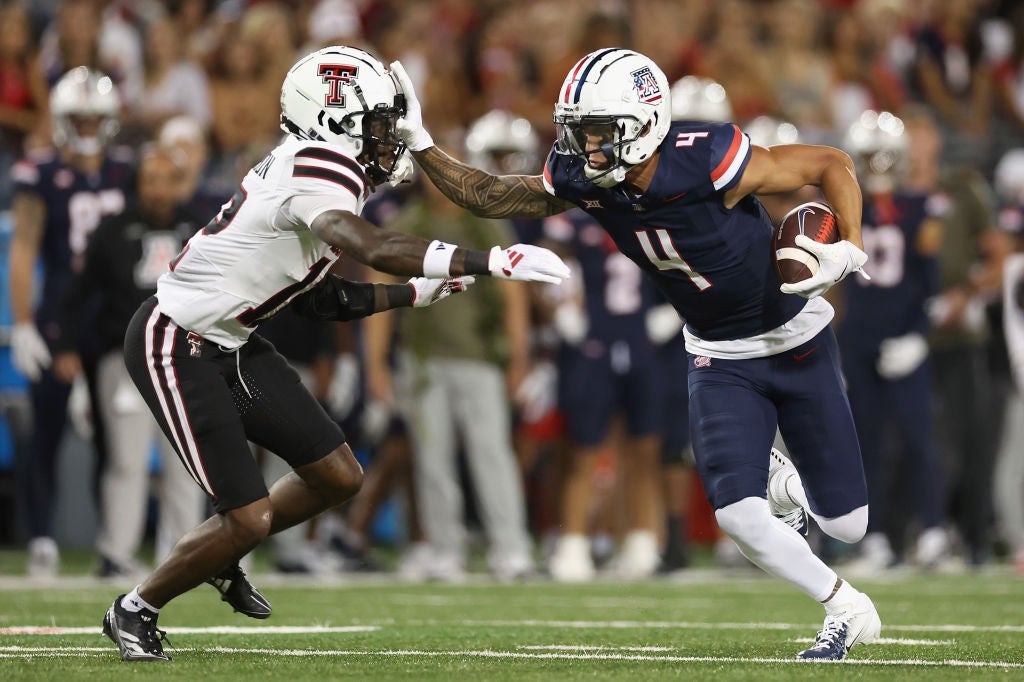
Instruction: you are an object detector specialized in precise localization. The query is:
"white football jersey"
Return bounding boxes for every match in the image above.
[157,136,368,348]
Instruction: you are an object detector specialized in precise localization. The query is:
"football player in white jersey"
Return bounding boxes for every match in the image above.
[101,46,570,663]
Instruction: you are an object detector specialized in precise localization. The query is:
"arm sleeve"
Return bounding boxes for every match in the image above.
[287,192,357,228]
[708,123,752,192]
[289,275,414,321]
[283,145,367,228]
[11,159,41,197]
[290,275,378,322]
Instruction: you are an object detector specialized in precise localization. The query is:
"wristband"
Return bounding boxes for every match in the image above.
[423,240,457,278]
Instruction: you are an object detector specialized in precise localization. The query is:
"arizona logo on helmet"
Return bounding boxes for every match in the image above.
[318,64,357,107]
[631,66,662,104]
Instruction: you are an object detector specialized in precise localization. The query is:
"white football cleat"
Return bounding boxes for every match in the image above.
[27,537,59,579]
[610,530,660,580]
[915,526,949,570]
[844,532,895,576]
[797,591,882,661]
[767,448,808,535]
[549,534,595,582]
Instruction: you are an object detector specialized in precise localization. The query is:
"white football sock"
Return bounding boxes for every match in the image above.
[121,586,160,614]
[823,578,861,615]
[715,497,839,602]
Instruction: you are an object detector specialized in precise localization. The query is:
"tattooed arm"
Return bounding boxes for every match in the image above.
[412,146,576,219]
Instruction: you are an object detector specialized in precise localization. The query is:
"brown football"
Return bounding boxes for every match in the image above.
[773,201,840,285]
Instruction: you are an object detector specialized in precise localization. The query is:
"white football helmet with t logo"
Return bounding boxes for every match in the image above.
[553,48,671,187]
[280,46,411,186]
[50,66,120,156]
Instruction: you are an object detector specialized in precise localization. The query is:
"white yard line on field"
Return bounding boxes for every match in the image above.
[0,625,378,635]
[454,619,1024,633]
[793,638,956,646]
[0,645,1021,668]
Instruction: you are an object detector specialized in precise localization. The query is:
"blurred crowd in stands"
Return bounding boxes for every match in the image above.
[2,0,1024,582]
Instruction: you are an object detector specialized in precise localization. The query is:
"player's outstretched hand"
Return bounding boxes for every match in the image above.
[408,275,475,307]
[11,322,51,381]
[389,61,434,152]
[488,244,572,284]
[780,235,869,299]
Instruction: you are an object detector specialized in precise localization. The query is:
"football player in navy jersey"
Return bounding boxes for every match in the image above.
[837,111,949,573]
[98,47,569,663]
[543,208,667,581]
[392,48,880,660]
[7,67,134,578]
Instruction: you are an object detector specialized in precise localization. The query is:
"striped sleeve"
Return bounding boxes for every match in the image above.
[291,146,367,201]
[708,124,751,192]
[11,159,41,193]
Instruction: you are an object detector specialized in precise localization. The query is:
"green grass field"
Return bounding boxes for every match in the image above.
[1,551,1022,680]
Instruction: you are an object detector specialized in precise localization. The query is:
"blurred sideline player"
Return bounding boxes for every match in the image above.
[465,110,568,557]
[394,48,881,660]
[53,147,204,577]
[8,67,134,577]
[543,206,667,582]
[100,46,569,662]
[992,149,1024,572]
[837,110,949,573]
[363,173,536,583]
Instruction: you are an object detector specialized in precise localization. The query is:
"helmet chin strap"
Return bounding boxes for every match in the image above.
[585,160,630,188]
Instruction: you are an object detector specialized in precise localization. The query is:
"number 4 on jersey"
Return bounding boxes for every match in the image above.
[635,228,712,291]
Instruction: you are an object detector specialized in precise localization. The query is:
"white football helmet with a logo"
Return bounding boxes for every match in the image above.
[280,46,410,186]
[50,66,120,156]
[553,48,671,187]
[842,110,907,194]
[466,110,539,175]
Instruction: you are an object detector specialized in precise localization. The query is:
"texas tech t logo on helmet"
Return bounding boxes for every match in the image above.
[318,64,358,107]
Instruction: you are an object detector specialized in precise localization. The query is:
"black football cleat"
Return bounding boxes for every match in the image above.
[102,594,171,662]
[206,563,272,619]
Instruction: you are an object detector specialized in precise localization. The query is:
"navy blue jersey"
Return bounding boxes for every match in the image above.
[543,121,804,342]
[12,150,134,325]
[840,191,943,345]
[543,208,655,342]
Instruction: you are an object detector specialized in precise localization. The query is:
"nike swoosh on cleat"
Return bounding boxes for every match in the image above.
[792,346,819,361]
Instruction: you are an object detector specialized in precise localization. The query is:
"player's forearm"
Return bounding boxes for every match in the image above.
[820,154,863,249]
[311,212,489,277]
[412,147,570,219]
[8,241,36,323]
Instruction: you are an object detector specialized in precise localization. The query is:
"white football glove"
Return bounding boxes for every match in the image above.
[553,302,588,345]
[11,322,51,381]
[645,303,683,344]
[68,375,93,440]
[515,361,558,423]
[387,154,416,187]
[488,244,571,284]
[779,235,870,299]
[389,60,434,152]
[408,275,475,307]
[326,353,360,420]
[876,332,929,380]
